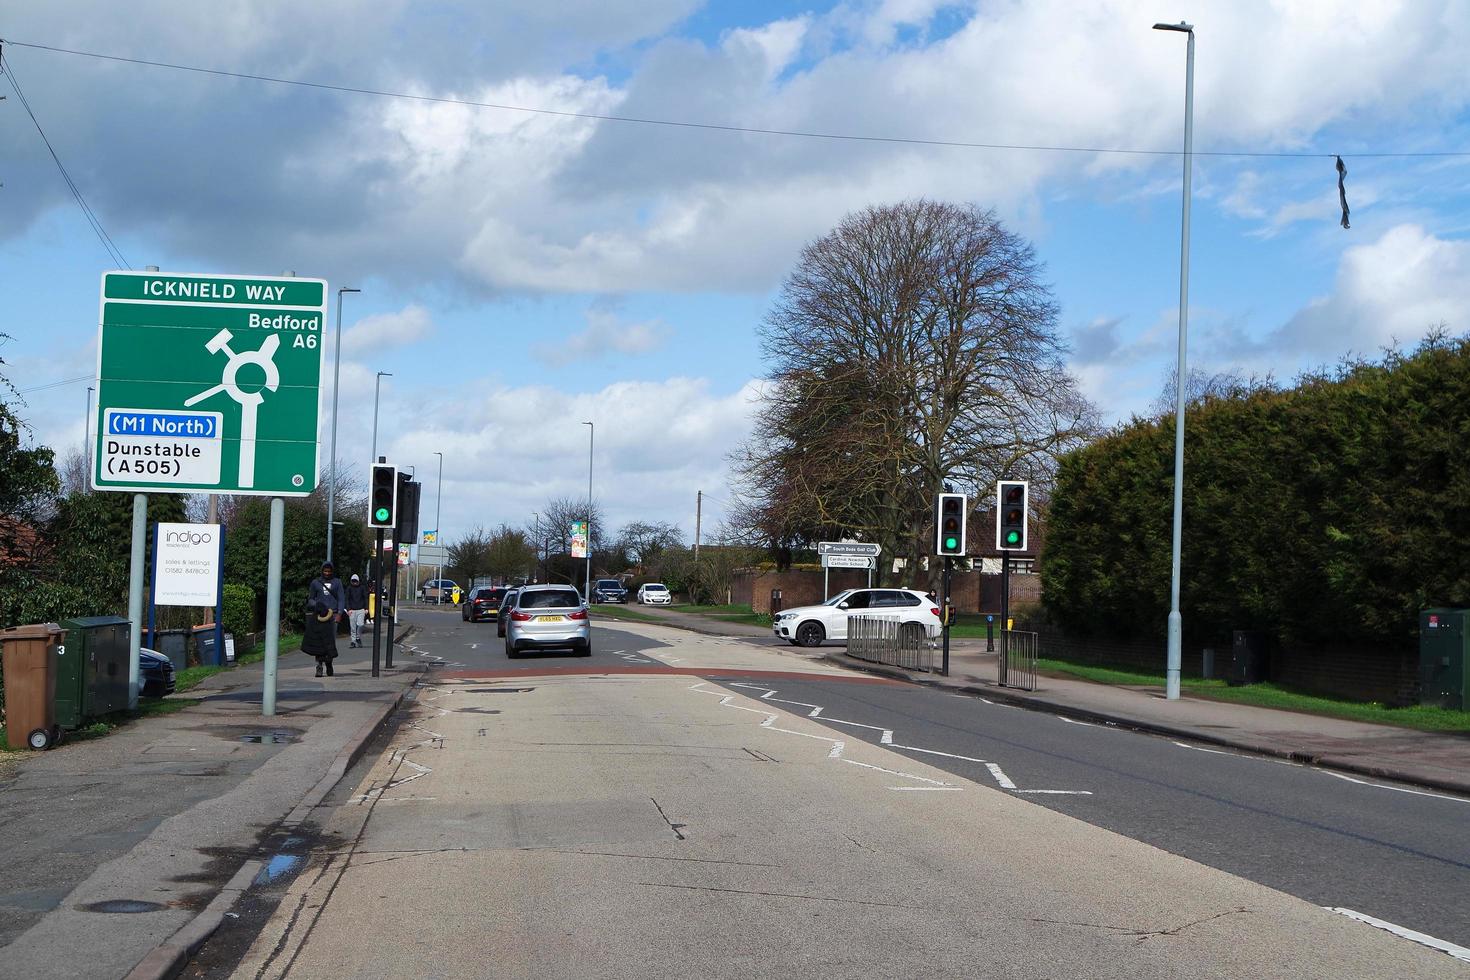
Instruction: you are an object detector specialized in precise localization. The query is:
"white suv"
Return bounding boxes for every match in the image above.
[637,583,672,605]
[772,588,941,648]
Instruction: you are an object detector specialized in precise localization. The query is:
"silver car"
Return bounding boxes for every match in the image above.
[505,584,591,657]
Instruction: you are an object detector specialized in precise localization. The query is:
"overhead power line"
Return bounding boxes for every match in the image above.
[1,44,130,267]
[18,374,93,395]
[7,38,1469,161]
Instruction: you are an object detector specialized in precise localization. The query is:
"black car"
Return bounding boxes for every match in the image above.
[138,647,177,699]
[591,578,628,603]
[463,586,509,623]
[496,588,521,637]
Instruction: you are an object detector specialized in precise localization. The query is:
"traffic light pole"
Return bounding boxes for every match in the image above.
[941,556,952,676]
[1000,553,1011,686]
[371,529,383,677]
[385,543,400,668]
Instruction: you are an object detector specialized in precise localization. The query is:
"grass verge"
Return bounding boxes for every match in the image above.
[1035,658,1470,733]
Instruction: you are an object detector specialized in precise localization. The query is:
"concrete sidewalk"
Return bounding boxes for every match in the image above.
[617,605,1470,797]
[0,634,421,980]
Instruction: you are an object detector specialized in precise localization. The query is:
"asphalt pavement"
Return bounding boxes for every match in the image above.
[183,610,1470,977]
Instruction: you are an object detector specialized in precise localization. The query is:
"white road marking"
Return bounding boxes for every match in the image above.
[1058,716,1096,727]
[1319,770,1470,805]
[1015,789,1095,795]
[842,758,957,788]
[1327,907,1470,964]
[1172,740,1239,756]
[891,744,988,763]
[985,763,1017,789]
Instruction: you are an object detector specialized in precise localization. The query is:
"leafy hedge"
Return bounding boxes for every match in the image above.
[1041,337,1470,649]
[221,583,255,640]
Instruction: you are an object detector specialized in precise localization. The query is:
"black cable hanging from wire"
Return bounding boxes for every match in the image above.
[1336,156,1351,229]
[1,43,130,268]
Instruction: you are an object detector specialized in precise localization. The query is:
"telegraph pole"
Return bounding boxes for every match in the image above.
[694,490,702,563]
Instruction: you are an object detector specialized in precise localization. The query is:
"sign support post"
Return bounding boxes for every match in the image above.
[385,547,400,669]
[263,498,284,716]
[128,494,147,709]
[147,522,160,650]
[214,525,226,660]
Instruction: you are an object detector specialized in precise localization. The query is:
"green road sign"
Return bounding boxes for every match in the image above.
[93,271,328,496]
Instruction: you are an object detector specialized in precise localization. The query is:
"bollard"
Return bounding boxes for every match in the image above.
[1202,647,1215,680]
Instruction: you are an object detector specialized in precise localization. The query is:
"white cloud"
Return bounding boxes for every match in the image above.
[1269,223,1470,357]
[533,309,669,365]
[378,376,762,540]
[341,304,434,355]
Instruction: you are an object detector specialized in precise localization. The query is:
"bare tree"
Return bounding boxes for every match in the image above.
[446,526,492,586]
[485,524,536,583]
[1149,366,1276,418]
[734,200,1099,583]
[617,520,684,568]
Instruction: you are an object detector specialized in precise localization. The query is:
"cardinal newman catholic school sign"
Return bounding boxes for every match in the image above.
[93,271,327,496]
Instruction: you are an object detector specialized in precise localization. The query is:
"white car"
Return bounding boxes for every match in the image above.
[772,588,942,648]
[637,583,672,605]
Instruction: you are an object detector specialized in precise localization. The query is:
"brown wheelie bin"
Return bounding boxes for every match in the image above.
[2,623,65,750]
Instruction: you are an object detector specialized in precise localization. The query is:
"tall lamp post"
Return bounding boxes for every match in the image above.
[582,421,593,602]
[1154,20,1194,702]
[370,371,393,462]
[434,451,444,596]
[532,511,540,583]
[326,285,361,562]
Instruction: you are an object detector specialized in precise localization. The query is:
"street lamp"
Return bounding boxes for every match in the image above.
[370,371,393,461]
[1154,20,1194,702]
[326,286,361,563]
[582,421,593,602]
[532,511,540,583]
[434,450,444,595]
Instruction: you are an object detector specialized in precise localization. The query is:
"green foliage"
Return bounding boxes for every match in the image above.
[221,583,255,639]
[224,498,369,629]
[1041,336,1470,649]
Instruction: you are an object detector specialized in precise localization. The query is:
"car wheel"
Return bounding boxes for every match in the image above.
[497,625,505,638]
[27,727,52,750]
[580,642,593,657]
[795,621,825,648]
[901,622,925,644]
[505,641,517,659]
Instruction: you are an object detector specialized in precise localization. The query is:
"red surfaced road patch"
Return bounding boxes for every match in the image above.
[436,665,901,684]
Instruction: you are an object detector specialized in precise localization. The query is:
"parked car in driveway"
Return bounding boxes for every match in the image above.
[636,583,671,605]
[505,584,591,657]
[419,579,459,604]
[138,647,177,698]
[463,586,509,622]
[496,588,521,638]
[591,579,628,603]
[771,588,942,648]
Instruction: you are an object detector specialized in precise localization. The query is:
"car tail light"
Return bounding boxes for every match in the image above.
[511,611,532,621]
[930,607,941,618]
[568,609,588,621]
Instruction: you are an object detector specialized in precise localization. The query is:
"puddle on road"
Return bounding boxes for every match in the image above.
[254,853,305,884]
[238,731,297,744]
[79,899,167,914]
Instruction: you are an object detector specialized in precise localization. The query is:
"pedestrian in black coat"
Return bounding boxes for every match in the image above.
[302,601,338,677]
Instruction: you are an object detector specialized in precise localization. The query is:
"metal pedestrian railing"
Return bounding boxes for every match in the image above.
[998,629,1039,691]
[846,615,935,672]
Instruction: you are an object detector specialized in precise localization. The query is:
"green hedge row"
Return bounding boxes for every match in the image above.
[1041,337,1470,649]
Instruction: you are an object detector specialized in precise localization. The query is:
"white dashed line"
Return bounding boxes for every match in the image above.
[1319,770,1470,805]
[984,763,1017,790]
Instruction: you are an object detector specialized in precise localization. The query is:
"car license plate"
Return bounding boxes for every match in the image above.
[537,615,565,622]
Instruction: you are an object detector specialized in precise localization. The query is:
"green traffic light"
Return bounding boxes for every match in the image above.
[945,537,958,550]
[375,507,390,522]
[1005,530,1020,544]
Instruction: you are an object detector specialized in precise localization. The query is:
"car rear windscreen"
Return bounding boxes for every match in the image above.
[520,589,582,608]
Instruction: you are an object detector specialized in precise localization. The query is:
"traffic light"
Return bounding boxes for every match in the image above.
[996,480,1028,551]
[935,492,967,557]
[395,474,420,541]
[368,462,399,529]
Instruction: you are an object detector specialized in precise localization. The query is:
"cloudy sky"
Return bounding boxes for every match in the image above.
[5,0,1470,547]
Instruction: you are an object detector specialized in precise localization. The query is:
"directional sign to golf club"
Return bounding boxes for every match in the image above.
[93,271,328,496]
